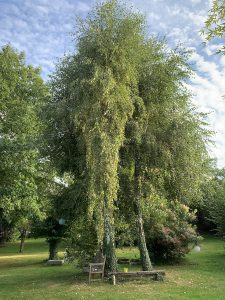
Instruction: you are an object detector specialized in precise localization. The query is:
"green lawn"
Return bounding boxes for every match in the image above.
[0,236,225,299]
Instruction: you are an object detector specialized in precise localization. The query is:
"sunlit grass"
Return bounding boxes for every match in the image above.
[0,235,225,299]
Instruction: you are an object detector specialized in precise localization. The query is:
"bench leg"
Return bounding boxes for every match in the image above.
[112,275,116,285]
[89,272,91,284]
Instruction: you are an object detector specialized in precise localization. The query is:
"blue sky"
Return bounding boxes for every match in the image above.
[1,0,225,167]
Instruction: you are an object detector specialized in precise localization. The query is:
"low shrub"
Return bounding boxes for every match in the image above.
[145,199,199,263]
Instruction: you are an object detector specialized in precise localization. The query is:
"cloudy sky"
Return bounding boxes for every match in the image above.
[1,0,225,167]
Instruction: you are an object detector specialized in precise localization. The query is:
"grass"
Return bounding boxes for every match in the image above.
[0,235,225,299]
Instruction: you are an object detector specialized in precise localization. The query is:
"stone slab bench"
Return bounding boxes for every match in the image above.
[47,259,64,265]
[108,270,166,284]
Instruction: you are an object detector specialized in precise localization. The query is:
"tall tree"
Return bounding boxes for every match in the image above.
[0,45,48,244]
[49,0,147,271]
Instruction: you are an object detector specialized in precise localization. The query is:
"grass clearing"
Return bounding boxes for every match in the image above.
[0,235,225,299]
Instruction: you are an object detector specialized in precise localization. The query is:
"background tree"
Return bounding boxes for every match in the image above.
[0,45,49,245]
[201,168,225,239]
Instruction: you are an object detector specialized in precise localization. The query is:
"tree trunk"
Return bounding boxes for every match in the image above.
[135,202,152,270]
[0,225,12,246]
[0,229,8,246]
[48,239,59,260]
[19,230,26,253]
[0,211,11,246]
[134,159,152,271]
[103,197,117,273]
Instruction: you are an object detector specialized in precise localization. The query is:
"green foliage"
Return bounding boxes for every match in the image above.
[202,168,225,239]
[17,216,31,232]
[203,0,225,53]
[137,44,210,205]
[118,40,210,265]
[121,39,211,210]
[0,45,49,243]
[49,0,150,271]
[73,0,146,224]
[31,215,67,260]
[32,216,65,240]
[49,0,146,215]
[145,199,199,262]
[65,217,98,266]
[114,214,135,247]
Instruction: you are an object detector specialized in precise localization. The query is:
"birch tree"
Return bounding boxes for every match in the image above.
[49,0,146,271]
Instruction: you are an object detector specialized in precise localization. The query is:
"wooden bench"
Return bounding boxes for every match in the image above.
[83,251,106,284]
[108,270,166,285]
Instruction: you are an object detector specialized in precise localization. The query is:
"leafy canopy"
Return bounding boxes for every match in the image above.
[0,45,48,223]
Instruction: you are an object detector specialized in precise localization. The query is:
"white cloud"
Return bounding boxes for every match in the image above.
[220,56,225,67]
[0,0,90,78]
[1,0,225,167]
[190,52,225,167]
[188,12,206,27]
